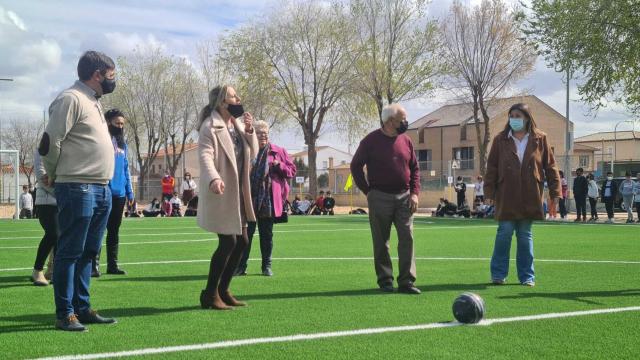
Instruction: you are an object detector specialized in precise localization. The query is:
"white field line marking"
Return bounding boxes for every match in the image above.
[0,225,494,241]
[2,256,640,272]
[0,239,215,250]
[30,306,640,360]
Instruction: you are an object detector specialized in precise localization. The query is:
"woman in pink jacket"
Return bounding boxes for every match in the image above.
[236,120,296,276]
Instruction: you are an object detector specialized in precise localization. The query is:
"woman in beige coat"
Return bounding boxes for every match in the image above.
[197,85,258,310]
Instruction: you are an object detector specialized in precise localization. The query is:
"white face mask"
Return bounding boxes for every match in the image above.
[607,176,613,181]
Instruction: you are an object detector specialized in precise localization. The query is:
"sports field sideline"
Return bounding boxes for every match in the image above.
[1,215,639,359]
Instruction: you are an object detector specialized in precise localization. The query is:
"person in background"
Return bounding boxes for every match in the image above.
[161,170,175,201]
[601,171,617,223]
[351,103,421,295]
[546,180,558,220]
[619,171,635,223]
[587,173,599,222]
[92,108,134,278]
[20,185,34,219]
[124,200,140,217]
[30,185,38,218]
[181,172,197,206]
[313,191,327,215]
[298,196,312,214]
[471,199,490,219]
[454,176,466,208]
[572,167,588,222]
[40,51,117,331]
[170,191,182,216]
[558,170,568,220]
[324,191,336,215]
[484,103,560,287]
[197,85,257,310]
[474,176,484,203]
[434,198,457,217]
[291,195,303,215]
[143,198,162,217]
[161,198,173,217]
[236,120,296,277]
[31,151,58,286]
[633,178,640,223]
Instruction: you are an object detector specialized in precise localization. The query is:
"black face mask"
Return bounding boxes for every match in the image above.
[396,120,409,135]
[101,77,116,95]
[226,103,245,118]
[108,124,123,136]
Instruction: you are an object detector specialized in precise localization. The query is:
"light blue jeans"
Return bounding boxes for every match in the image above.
[490,220,534,284]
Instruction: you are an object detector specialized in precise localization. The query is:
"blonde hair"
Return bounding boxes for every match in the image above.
[254,120,269,134]
[198,85,229,129]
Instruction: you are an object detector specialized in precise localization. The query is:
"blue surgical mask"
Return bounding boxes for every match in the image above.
[509,117,524,132]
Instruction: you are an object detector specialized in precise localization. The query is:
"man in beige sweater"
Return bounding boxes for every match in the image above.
[39,51,117,332]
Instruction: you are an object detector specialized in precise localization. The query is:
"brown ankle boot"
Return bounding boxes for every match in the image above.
[220,291,247,307]
[200,290,233,310]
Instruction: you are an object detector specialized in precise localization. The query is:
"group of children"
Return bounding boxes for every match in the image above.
[291,190,336,215]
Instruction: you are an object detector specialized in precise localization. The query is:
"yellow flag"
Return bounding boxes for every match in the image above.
[344,174,353,192]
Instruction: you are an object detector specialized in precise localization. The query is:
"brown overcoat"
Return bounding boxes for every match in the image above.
[197,110,258,235]
[483,128,561,221]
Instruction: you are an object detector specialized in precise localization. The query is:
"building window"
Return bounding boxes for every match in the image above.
[158,164,162,171]
[579,155,589,168]
[341,160,346,165]
[322,161,328,169]
[419,129,425,144]
[151,165,156,174]
[460,125,467,141]
[417,150,432,171]
[453,147,474,170]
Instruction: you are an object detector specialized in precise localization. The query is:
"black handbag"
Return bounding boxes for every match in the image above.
[274,202,289,224]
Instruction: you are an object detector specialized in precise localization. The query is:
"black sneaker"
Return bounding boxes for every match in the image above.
[106,267,126,275]
[379,283,394,293]
[77,310,117,324]
[398,284,422,295]
[233,268,247,276]
[91,269,101,278]
[55,314,87,332]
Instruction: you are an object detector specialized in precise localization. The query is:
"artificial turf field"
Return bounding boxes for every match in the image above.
[1,215,639,359]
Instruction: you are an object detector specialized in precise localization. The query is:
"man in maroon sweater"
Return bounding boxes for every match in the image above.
[350,104,421,295]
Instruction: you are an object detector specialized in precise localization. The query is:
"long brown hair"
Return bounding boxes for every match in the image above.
[504,103,538,133]
[198,85,229,130]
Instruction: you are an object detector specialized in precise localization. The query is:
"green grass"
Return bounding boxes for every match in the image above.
[1,216,639,359]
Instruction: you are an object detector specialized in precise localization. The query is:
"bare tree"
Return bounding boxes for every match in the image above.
[221,0,358,195]
[3,118,42,188]
[350,0,444,124]
[162,58,203,176]
[441,0,535,175]
[106,47,173,200]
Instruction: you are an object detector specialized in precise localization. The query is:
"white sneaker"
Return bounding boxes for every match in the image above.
[32,270,49,286]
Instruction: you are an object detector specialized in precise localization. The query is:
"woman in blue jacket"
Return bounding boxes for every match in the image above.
[92,109,134,276]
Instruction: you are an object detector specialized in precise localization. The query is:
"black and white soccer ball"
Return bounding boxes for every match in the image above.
[452,292,485,324]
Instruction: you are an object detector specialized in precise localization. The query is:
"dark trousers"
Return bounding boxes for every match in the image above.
[575,195,587,219]
[588,197,598,219]
[558,197,568,218]
[33,205,58,271]
[94,196,126,269]
[636,202,640,220]
[205,233,248,293]
[19,208,33,219]
[604,197,614,219]
[238,218,274,272]
[457,194,465,208]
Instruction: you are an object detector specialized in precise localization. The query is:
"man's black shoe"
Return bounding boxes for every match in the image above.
[398,284,422,295]
[379,283,394,293]
[77,310,117,324]
[55,314,87,332]
[106,267,126,275]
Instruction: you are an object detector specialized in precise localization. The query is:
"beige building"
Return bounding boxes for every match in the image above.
[574,130,640,176]
[407,95,590,185]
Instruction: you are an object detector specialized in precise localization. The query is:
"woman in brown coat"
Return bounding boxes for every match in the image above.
[483,103,561,287]
[197,85,258,310]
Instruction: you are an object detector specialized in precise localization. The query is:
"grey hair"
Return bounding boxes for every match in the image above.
[381,103,405,124]
[254,120,269,134]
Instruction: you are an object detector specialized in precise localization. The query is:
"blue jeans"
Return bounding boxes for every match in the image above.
[490,220,534,284]
[53,183,112,320]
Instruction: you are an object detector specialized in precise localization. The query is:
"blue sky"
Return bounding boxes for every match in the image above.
[0,0,635,153]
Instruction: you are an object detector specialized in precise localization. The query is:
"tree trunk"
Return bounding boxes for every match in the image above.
[307,141,318,196]
[138,168,146,200]
[472,94,485,175]
[478,97,492,176]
